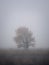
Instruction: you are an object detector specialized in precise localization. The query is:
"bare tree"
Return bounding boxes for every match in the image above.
[14,27,35,49]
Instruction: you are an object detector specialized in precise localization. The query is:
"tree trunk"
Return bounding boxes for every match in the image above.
[25,42,28,49]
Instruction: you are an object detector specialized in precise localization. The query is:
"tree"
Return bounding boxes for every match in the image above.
[14,27,35,49]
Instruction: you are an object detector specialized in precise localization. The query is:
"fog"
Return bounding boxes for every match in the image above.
[0,0,49,49]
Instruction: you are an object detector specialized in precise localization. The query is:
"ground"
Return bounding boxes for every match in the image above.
[0,49,49,65]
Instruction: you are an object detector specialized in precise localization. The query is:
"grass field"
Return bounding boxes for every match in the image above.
[0,49,49,65]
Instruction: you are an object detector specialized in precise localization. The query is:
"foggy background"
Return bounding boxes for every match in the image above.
[0,0,49,49]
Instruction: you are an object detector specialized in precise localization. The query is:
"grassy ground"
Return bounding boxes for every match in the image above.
[0,49,49,65]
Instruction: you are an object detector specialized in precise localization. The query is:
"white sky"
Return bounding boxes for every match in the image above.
[0,0,49,49]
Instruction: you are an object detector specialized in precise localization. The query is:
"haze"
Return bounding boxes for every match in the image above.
[0,0,49,49]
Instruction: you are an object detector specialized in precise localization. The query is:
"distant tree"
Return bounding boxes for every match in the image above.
[14,27,35,49]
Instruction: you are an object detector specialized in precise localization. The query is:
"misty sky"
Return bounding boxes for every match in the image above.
[0,0,49,49]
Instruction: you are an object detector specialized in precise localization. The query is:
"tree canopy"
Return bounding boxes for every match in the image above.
[14,27,35,49]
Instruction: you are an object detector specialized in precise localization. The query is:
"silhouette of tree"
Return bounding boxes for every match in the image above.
[14,27,35,49]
